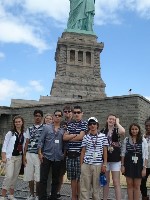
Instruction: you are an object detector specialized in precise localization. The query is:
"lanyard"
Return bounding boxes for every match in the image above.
[107,130,113,145]
[90,134,98,150]
[132,139,137,154]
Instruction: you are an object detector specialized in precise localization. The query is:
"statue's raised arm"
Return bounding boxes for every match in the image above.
[66,0,95,34]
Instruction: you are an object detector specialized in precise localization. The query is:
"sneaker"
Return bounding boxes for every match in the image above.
[26,195,35,200]
[8,195,17,200]
[35,196,39,200]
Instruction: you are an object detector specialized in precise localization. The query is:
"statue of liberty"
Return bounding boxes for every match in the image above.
[66,0,95,33]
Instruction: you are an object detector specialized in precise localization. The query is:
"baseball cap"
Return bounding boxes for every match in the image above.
[88,117,98,123]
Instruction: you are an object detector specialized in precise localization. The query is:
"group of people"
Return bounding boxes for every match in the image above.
[0,105,150,200]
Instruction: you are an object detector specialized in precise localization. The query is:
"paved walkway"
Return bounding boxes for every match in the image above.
[0,176,149,200]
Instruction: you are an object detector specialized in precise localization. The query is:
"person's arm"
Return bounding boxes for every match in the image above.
[70,122,87,141]
[23,128,30,166]
[38,126,48,162]
[38,147,43,163]
[70,130,85,141]
[142,138,148,177]
[116,118,125,136]
[80,146,86,166]
[101,146,107,173]
[121,156,125,174]
[1,131,12,163]
[120,137,127,174]
[63,131,78,141]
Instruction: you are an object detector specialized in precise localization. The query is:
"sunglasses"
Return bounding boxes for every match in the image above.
[74,111,82,114]
[64,110,72,113]
[88,122,97,126]
[34,115,42,117]
[54,114,62,117]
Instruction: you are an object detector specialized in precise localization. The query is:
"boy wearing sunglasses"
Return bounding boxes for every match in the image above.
[80,117,108,200]
[63,105,88,200]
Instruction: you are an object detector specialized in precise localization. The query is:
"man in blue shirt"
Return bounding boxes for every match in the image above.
[38,110,65,200]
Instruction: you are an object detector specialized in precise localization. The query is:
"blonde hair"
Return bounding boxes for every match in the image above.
[43,113,53,124]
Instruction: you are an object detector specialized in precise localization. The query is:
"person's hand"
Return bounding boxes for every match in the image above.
[142,168,146,177]
[23,155,27,166]
[1,153,6,163]
[38,153,43,163]
[121,166,125,174]
[101,164,107,173]
[115,118,120,125]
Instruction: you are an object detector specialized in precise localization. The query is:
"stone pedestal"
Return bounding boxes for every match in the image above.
[50,32,106,99]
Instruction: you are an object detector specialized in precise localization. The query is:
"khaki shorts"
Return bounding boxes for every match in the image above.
[23,152,40,182]
[2,156,22,190]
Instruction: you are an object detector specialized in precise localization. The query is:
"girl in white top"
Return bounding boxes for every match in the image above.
[0,115,25,200]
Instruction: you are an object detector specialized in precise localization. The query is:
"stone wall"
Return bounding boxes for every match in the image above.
[0,95,150,141]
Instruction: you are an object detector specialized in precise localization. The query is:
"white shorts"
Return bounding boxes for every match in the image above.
[23,152,40,182]
[106,161,121,171]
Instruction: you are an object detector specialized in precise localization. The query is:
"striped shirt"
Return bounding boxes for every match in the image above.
[81,132,109,165]
[126,137,142,155]
[67,120,88,152]
[24,124,44,154]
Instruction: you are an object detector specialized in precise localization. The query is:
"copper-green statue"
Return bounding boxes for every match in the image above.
[66,0,95,34]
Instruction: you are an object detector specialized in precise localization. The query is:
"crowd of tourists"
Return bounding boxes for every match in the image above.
[0,105,150,200]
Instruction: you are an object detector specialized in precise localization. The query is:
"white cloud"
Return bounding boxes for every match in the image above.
[23,0,69,23]
[0,79,29,101]
[145,97,150,101]
[0,79,44,101]
[0,52,5,59]
[136,0,150,18]
[0,20,49,52]
[0,3,49,53]
[29,80,44,92]
[0,0,150,52]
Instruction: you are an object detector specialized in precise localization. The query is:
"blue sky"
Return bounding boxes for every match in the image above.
[0,0,150,107]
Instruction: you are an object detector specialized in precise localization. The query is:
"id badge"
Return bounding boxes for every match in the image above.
[108,146,114,153]
[55,140,59,144]
[31,141,35,147]
[93,152,98,160]
[132,156,138,164]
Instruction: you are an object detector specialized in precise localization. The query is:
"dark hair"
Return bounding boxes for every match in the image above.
[11,115,25,134]
[105,114,116,128]
[74,105,82,112]
[145,117,150,125]
[33,110,43,117]
[63,105,74,112]
[54,110,63,117]
[129,123,142,143]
